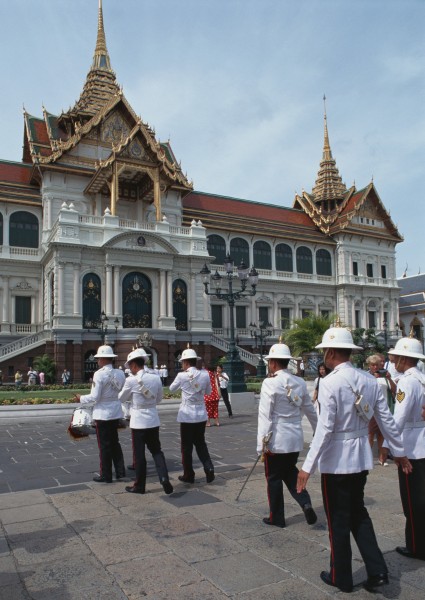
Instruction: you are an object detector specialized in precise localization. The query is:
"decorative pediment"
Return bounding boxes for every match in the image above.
[255,295,273,304]
[319,298,333,307]
[299,296,314,306]
[104,232,178,255]
[278,295,294,306]
[101,111,131,144]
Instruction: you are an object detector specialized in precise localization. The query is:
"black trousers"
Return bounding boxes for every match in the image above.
[398,458,425,559]
[220,388,233,416]
[264,452,311,526]
[131,426,170,491]
[321,471,387,590]
[180,422,213,479]
[95,419,125,481]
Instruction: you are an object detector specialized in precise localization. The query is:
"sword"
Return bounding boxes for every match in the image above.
[235,432,272,501]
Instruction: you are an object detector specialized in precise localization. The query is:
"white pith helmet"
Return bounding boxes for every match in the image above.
[179,346,199,361]
[316,323,362,350]
[94,345,117,358]
[388,336,425,360]
[264,343,294,360]
[125,348,151,368]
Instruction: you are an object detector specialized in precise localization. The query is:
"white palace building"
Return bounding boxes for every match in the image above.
[0,2,403,382]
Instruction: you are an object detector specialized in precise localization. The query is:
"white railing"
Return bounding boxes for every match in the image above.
[10,247,39,256]
[276,272,293,278]
[15,325,32,333]
[0,330,52,359]
[210,333,259,366]
[170,226,191,235]
[79,215,103,225]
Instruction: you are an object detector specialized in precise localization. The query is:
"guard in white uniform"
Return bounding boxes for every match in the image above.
[297,325,411,594]
[77,345,126,483]
[169,347,214,484]
[385,335,425,560]
[118,349,173,495]
[257,343,318,528]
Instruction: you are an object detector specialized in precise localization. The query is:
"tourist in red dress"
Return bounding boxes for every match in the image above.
[204,367,220,426]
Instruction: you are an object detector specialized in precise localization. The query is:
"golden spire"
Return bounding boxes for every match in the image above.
[92,0,112,71]
[311,95,347,207]
[65,0,120,119]
[409,327,415,338]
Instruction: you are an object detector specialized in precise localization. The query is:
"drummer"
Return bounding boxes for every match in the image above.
[76,345,126,483]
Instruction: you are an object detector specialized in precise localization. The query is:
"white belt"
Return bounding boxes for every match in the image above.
[332,427,369,441]
[275,416,302,424]
[405,421,425,429]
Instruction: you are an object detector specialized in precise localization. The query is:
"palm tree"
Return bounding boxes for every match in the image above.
[33,354,56,384]
[283,313,333,356]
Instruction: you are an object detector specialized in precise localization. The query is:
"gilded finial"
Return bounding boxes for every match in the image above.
[278,334,284,343]
[335,316,343,327]
[409,327,415,339]
[187,342,190,349]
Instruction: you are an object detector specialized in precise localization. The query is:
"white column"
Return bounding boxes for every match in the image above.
[113,266,120,316]
[57,263,65,315]
[105,265,112,314]
[11,295,15,324]
[203,293,209,321]
[273,294,278,328]
[250,296,256,324]
[73,264,80,315]
[159,271,166,317]
[166,271,173,318]
[2,276,9,323]
[190,273,197,320]
[31,296,35,323]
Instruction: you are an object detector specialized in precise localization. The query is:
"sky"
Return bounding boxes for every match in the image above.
[0,0,424,277]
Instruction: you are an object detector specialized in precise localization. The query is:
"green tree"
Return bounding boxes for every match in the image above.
[351,328,385,368]
[283,313,333,356]
[33,354,56,384]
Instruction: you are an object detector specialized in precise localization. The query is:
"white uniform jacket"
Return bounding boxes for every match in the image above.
[118,370,162,429]
[80,364,126,420]
[302,362,405,475]
[257,369,317,453]
[385,367,425,459]
[169,367,211,423]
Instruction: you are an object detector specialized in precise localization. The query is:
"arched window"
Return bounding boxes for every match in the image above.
[296,246,313,274]
[253,241,271,270]
[316,249,332,276]
[82,273,101,328]
[230,238,249,268]
[207,235,226,265]
[0,213,3,245]
[173,279,188,331]
[9,211,39,248]
[276,243,293,272]
[122,272,152,328]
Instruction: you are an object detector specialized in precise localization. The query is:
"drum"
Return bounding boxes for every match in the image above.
[68,406,95,439]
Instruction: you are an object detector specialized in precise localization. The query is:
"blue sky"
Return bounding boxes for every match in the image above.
[1,0,424,277]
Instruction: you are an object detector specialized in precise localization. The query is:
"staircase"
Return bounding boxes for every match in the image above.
[0,331,52,362]
[210,333,298,373]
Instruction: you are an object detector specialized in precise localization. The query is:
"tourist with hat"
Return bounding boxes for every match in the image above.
[257,341,318,529]
[296,322,411,594]
[169,346,215,484]
[384,333,425,561]
[118,349,173,495]
[76,345,126,483]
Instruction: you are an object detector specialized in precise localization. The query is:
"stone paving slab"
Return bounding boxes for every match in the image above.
[0,407,424,599]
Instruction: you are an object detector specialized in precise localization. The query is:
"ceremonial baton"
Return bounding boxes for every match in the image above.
[235,432,272,502]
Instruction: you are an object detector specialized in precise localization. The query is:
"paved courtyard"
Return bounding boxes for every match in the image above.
[0,399,424,599]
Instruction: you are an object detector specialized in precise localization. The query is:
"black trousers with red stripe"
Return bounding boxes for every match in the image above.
[321,471,387,590]
[95,419,126,481]
[131,426,170,492]
[398,458,425,559]
[180,422,213,479]
[264,452,311,526]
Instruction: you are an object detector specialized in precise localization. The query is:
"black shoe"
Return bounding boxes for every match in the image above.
[116,473,126,480]
[161,479,174,495]
[320,571,352,593]
[178,475,195,484]
[125,485,145,494]
[303,503,317,525]
[93,475,112,483]
[262,517,285,528]
[363,573,389,592]
[229,414,233,418]
[395,546,425,560]
[205,469,215,483]
[127,465,135,471]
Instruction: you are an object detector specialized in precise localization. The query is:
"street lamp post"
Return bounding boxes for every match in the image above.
[200,254,259,393]
[249,321,273,378]
[382,319,388,352]
[85,311,120,344]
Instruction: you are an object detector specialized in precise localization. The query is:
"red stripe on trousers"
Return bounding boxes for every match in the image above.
[322,475,335,584]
